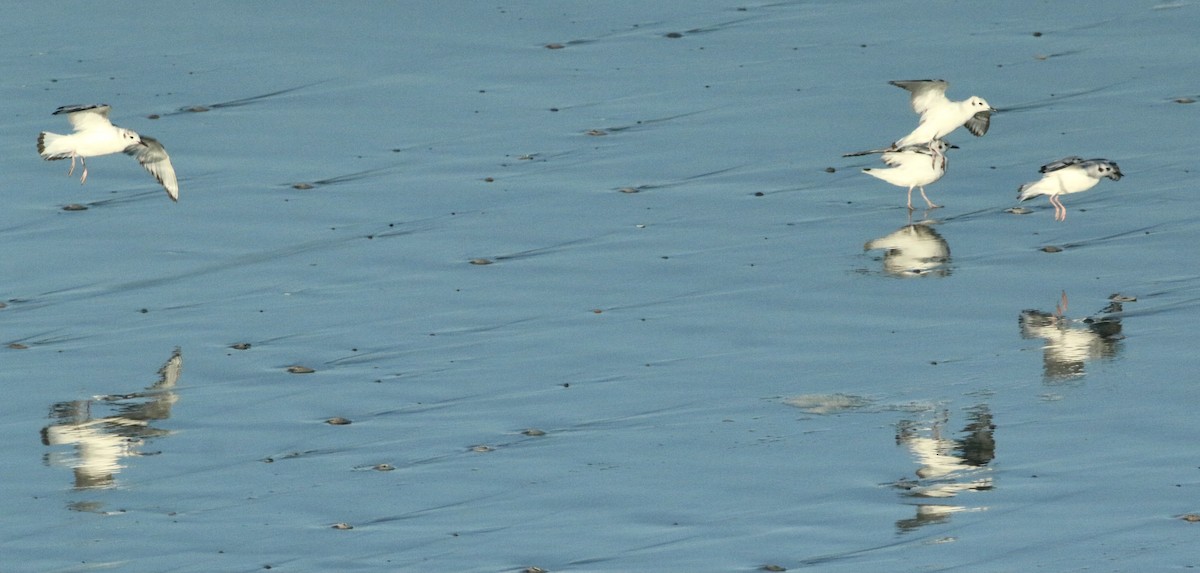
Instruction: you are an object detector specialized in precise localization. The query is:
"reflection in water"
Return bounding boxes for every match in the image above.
[41,348,182,490]
[1019,292,1127,381]
[891,405,994,533]
[863,223,950,277]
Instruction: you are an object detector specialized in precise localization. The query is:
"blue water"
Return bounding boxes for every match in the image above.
[3,2,1198,571]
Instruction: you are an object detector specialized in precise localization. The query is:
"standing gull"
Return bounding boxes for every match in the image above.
[38,104,179,202]
[889,80,995,149]
[860,140,957,210]
[1017,157,1122,221]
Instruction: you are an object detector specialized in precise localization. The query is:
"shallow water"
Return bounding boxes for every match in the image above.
[3,2,1199,571]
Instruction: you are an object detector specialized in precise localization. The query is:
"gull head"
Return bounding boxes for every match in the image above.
[1089,161,1122,181]
[929,140,959,154]
[966,96,996,112]
[120,128,142,144]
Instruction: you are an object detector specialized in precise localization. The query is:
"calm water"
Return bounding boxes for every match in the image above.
[3,2,1198,571]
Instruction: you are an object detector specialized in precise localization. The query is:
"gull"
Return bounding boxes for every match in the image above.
[38,104,179,202]
[889,80,996,149]
[863,223,951,277]
[1017,157,1122,221]
[860,140,956,210]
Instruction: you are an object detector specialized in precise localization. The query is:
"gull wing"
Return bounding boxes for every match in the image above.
[53,104,115,132]
[889,80,950,116]
[1038,156,1085,174]
[879,146,930,167]
[124,136,179,201]
[964,110,992,137]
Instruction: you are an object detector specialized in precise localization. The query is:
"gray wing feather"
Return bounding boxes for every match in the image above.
[125,136,179,201]
[1038,156,1084,173]
[54,104,114,132]
[889,80,949,114]
[964,110,991,137]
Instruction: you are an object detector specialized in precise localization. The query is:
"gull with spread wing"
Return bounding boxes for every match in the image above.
[889,80,995,149]
[38,104,179,202]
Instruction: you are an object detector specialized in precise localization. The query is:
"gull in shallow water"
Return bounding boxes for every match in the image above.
[38,104,179,202]
[889,80,995,149]
[1017,156,1122,221]
[860,140,957,210]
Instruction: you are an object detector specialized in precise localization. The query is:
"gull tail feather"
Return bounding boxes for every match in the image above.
[37,132,71,160]
[1017,181,1039,202]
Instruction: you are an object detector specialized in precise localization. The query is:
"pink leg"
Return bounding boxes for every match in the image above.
[919,186,940,209]
[906,186,915,211]
[67,155,77,177]
[1051,195,1065,221]
[80,157,88,185]
[1055,291,1068,317]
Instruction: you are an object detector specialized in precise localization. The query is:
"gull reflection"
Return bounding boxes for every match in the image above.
[41,348,182,490]
[863,223,950,277]
[891,405,994,533]
[1020,292,1127,382]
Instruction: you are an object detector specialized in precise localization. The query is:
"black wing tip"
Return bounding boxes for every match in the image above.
[52,104,108,115]
[889,79,947,87]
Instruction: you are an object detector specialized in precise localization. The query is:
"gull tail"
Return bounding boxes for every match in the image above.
[37,132,71,160]
[1016,181,1039,202]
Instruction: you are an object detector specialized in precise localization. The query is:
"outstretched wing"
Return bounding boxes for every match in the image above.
[1038,156,1084,174]
[964,110,992,137]
[53,104,115,132]
[124,136,179,201]
[889,80,950,116]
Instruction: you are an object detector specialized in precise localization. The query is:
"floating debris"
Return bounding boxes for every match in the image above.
[325,417,352,426]
[1040,245,1063,253]
[291,182,315,190]
[230,342,252,350]
[469,258,493,265]
[1175,97,1195,104]
[523,567,548,573]
[8,343,28,350]
[373,463,395,472]
[521,428,547,437]
[62,203,88,211]
[784,393,872,415]
[585,129,607,136]
[618,187,640,193]
[665,32,684,38]
[762,565,787,572]
[470,445,494,453]
[182,105,210,113]
[1180,513,1200,522]
[1005,207,1032,215]
[331,522,353,530]
[544,43,564,50]
[286,365,316,374]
